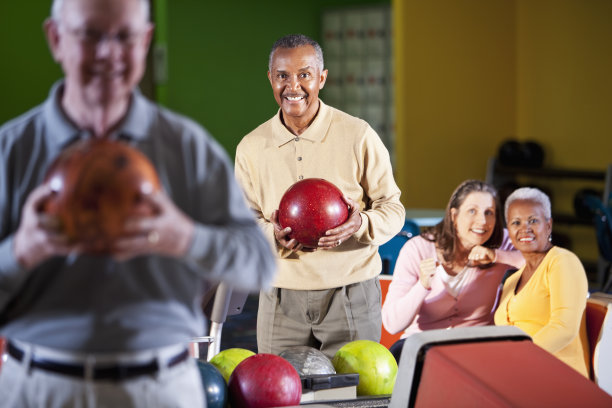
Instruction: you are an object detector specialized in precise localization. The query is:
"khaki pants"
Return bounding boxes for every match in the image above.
[0,342,204,408]
[257,277,382,360]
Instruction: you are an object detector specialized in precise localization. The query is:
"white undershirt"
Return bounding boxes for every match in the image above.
[438,264,472,298]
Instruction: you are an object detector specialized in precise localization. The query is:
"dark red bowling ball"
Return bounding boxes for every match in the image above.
[278,178,349,247]
[228,353,302,408]
[43,138,161,254]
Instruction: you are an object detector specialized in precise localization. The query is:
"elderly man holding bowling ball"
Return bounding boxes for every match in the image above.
[0,0,275,406]
[235,34,405,359]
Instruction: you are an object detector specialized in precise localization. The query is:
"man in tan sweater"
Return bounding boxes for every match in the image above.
[235,34,405,359]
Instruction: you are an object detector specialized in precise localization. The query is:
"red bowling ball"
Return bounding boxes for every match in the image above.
[278,178,349,247]
[43,138,161,254]
[228,353,302,408]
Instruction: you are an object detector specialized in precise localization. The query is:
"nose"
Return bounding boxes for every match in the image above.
[475,211,486,224]
[288,75,301,91]
[95,37,122,58]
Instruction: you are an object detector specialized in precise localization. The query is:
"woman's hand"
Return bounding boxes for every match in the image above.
[467,245,496,266]
[419,258,437,289]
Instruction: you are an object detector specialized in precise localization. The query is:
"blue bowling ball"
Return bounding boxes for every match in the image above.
[197,360,228,408]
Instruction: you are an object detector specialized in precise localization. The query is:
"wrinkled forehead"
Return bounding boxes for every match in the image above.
[59,0,148,29]
[507,199,546,216]
[270,46,320,71]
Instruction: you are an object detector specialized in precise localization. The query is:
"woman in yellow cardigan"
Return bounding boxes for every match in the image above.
[494,187,590,377]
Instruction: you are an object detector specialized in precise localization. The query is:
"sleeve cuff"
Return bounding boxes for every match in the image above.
[0,235,25,276]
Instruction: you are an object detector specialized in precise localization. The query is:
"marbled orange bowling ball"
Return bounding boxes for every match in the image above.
[43,138,161,254]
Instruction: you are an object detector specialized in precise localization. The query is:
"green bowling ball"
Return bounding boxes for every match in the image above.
[209,348,255,383]
[332,340,397,396]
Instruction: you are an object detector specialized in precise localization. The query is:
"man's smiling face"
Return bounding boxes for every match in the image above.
[267,45,327,125]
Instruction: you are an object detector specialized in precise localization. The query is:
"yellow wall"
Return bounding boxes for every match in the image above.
[394,0,516,208]
[516,0,612,261]
[394,0,611,207]
[517,0,612,170]
[394,0,612,265]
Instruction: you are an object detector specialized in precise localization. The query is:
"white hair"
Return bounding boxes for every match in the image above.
[504,187,552,221]
[51,0,151,22]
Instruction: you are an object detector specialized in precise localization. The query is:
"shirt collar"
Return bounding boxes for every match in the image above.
[272,99,332,147]
[42,80,151,149]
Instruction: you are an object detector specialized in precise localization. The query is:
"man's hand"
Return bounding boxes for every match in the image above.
[14,184,79,269]
[271,210,315,253]
[113,191,195,261]
[317,195,362,250]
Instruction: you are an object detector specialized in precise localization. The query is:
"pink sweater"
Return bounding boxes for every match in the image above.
[382,230,524,337]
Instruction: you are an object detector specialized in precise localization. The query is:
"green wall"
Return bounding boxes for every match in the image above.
[0,1,63,123]
[160,0,388,155]
[0,0,388,157]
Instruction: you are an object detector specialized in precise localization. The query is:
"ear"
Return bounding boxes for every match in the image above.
[142,22,155,53]
[319,68,328,90]
[267,70,272,85]
[43,18,62,63]
[450,208,457,224]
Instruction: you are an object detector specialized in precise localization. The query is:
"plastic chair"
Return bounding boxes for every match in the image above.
[379,219,420,275]
[586,297,608,381]
[583,195,612,292]
[192,282,249,361]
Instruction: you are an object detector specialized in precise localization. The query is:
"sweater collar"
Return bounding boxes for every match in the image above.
[272,99,332,147]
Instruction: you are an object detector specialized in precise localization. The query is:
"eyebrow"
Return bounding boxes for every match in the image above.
[275,66,314,73]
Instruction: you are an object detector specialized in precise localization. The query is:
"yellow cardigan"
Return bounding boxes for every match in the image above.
[494,246,590,377]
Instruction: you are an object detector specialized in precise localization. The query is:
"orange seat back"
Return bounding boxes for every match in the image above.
[379,275,403,349]
[586,298,608,380]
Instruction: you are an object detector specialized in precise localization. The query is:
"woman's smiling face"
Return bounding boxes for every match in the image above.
[451,191,497,250]
[506,199,553,254]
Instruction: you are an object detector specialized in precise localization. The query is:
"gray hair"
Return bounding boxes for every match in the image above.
[504,187,552,221]
[268,34,324,72]
[51,0,151,22]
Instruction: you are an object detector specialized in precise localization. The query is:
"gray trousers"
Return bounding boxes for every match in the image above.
[257,277,382,360]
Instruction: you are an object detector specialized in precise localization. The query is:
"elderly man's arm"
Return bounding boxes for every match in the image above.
[352,126,405,246]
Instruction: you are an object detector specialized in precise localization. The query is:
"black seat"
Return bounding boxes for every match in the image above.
[584,194,612,293]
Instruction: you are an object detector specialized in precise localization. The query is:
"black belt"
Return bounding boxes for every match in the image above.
[7,341,190,381]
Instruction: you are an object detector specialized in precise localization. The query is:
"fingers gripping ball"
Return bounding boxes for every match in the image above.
[43,138,161,254]
[228,353,302,408]
[278,178,349,247]
[332,340,398,396]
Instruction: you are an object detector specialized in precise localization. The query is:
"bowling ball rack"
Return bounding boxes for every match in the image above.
[301,396,391,407]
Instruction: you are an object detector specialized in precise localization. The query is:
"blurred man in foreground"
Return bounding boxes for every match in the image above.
[0,0,275,406]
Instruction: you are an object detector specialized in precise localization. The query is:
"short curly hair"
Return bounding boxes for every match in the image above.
[268,34,324,72]
[504,187,552,221]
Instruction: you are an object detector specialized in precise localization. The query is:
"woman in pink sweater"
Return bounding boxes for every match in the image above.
[382,180,524,361]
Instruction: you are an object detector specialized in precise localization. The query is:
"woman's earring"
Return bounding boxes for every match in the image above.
[548,234,552,242]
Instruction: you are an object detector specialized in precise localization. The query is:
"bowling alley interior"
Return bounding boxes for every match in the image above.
[2,0,612,405]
